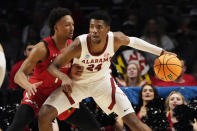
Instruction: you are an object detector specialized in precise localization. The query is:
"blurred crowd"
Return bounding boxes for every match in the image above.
[1,0,197,130]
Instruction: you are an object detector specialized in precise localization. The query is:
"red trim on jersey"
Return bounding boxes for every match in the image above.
[63,91,75,105]
[57,108,76,120]
[87,34,108,56]
[108,77,116,110]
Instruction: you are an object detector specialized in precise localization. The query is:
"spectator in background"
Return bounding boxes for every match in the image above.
[6,41,35,131]
[115,84,168,131]
[165,91,186,131]
[0,20,21,71]
[174,10,197,73]
[134,84,168,130]
[22,8,48,46]
[116,62,147,87]
[165,91,196,131]
[141,18,175,68]
[121,11,141,37]
[151,59,197,86]
[9,41,36,90]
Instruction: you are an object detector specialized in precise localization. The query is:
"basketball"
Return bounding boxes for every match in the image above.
[154,54,182,81]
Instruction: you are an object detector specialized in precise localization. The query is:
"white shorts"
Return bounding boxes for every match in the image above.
[44,75,134,118]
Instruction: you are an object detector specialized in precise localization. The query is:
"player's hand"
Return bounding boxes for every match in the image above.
[26,81,43,96]
[61,76,73,95]
[160,50,177,56]
[69,64,84,79]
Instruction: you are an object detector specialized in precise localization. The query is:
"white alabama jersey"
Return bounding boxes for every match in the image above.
[73,31,115,84]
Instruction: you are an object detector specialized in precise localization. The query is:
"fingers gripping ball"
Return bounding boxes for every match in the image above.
[154,54,182,81]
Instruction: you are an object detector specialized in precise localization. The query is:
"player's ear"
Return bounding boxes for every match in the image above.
[54,24,58,32]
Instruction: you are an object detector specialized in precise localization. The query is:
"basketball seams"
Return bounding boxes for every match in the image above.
[154,54,182,81]
[155,64,182,66]
[163,55,167,81]
[154,58,162,76]
[166,64,179,77]
[165,56,177,63]
[166,57,182,80]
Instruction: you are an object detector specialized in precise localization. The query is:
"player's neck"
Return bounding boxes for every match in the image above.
[52,35,68,50]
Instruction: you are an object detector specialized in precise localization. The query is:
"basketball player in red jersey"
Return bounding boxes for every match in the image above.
[7,8,100,131]
[39,10,176,131]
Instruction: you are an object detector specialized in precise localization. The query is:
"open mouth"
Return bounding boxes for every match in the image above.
[173,104,177,107]
[92,35,99,38]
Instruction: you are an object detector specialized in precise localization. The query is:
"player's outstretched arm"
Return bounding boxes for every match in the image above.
[113,32,176,56]
[0,44,6,87]
[47,38,81,94]
[14,42,46,96]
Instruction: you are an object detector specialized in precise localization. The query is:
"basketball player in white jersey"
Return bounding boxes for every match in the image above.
[38,10,175,131]
[0,43,6,87]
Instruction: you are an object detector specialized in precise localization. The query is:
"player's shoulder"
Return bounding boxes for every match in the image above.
[32,42,48,54]
[67,37,82,53]
[113,31,128,40]
[113,31,129,44]
[113,31,126,37]
[77,33,89,40]
[26,41,48,61]
[76,34,89,46]
[0,44,3,52]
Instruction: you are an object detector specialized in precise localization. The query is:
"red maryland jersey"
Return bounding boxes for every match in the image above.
[29,36,72,95]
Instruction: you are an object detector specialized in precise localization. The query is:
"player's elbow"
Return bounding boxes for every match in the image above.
[47,63,58,74]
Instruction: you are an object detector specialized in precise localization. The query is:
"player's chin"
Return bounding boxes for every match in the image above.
[68,35,73,39]
[67,33,73,39]
[92,39,101,44]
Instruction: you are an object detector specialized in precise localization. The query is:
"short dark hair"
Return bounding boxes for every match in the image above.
[48,7,71,35]
[26,40,37,47]
[89,10,111,26]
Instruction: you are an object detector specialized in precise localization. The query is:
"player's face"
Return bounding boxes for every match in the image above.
[127,64,138,78]
[55,15,74,39]
[169,93,184,110]
[89,19,110,44]
[142,85,154,102]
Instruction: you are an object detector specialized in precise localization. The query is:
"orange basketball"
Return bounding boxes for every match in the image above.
[154,54,182,81]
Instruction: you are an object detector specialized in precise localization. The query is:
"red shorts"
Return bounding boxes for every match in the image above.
[21,87,55,116]
[21,87,76,120]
